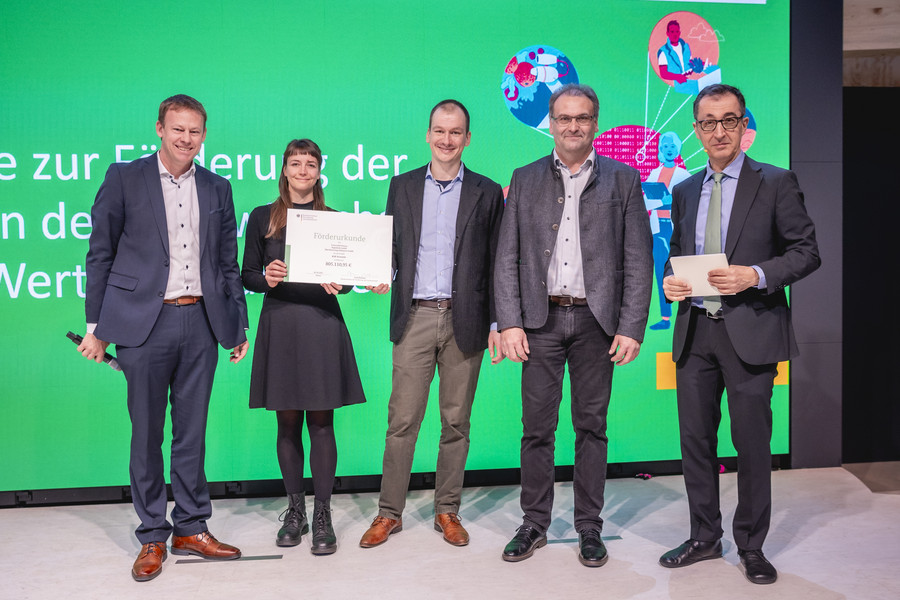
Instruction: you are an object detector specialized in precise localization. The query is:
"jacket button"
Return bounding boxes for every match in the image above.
[164,260,169,266]
[557,197,564,204]
[551,224,559,231]
[158,292,164,297]
[544,249,551,257]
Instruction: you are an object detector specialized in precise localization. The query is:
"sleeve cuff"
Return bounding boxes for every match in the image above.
[751,265,766,290]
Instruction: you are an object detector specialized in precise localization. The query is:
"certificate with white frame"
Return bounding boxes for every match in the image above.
[285,210,392,286]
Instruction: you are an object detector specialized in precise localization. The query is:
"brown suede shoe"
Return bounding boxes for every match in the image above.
[359,516,402,548]
[434,513,469,546]
[171,531,241,560]
[132,541,167,582]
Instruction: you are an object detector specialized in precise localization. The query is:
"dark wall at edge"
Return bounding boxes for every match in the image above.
[841,87,900,462]
[790,0,844,468]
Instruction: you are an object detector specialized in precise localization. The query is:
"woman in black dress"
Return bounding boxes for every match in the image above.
[241,139,365,555]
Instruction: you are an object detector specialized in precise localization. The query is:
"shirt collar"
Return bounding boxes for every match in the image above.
[157,152,196,182]
[704,151,745,183]
[426,161,465,184]
[553,149,594,176]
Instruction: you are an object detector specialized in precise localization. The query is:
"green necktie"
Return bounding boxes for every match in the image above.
[703,172,724,314]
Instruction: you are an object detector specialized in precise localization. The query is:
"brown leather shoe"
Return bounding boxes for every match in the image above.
[132,541,167,582]
[434,512,469,546]
[171,531,241,560]
[359,516,402,548]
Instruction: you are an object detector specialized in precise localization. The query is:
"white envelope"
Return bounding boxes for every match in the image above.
[669,253,733,296]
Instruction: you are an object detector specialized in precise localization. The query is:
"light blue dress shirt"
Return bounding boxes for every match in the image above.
[413,163,463,299]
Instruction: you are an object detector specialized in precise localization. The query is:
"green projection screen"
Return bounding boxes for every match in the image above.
[0,0,791,492]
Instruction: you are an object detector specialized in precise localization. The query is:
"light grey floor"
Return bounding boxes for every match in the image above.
[2,466,899,600]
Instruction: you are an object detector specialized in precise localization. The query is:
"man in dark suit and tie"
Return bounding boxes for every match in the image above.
[78,95,249,581]
[359,100,504,548]
[659,84,820,584]
[495,83,652,567]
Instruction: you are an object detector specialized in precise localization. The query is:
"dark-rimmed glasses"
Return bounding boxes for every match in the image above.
[696,115,745,132]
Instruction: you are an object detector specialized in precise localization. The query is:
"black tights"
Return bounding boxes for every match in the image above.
[276,410,336,502]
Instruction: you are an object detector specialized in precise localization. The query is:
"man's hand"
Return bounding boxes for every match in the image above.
[264,259,287,288]
[365,284,391,294]
[609,334,641,366]
[230,340,249,364]
[707,265,759,295]
[488,330,505,365]
[321,282,342,295]
[663,275,692,302]
[77,332,110,363]
[501,327,530,363]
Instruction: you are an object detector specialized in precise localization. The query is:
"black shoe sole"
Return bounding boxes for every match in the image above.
[579,552,609,568]
[311,543,338,555]
[743,572,777,585]
[659,552,722,569]
[276,524,310,546]
[501,536,547,562]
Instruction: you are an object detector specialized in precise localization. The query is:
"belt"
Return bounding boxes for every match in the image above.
[692,305,723,320]
[163,295,202,306]
[412,298,452,309]
[549,295,587,307]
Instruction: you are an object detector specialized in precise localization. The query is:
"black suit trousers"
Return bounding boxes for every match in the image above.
[675,310,777,551]
[116,303,219,544]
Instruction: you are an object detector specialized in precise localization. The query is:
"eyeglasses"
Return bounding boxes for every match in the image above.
[695,115,745,132]
[551,114,595,126]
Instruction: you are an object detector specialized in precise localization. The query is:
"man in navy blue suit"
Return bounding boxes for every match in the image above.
[78,94,249,582]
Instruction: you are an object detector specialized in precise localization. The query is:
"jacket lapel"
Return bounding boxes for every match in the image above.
[724,158,761,258]
[406,172,426,252]
[455,168,481,258]
[195,167,211,259]
[142,155,170,256]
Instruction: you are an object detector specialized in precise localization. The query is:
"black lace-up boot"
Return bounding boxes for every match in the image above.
[276,493,308,546]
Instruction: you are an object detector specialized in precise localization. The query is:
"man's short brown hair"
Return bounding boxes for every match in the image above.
[158,94,207,128]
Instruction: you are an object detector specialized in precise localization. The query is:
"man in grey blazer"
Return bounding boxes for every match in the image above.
[495,84,652,566]
[359,100,504,549]
[659,84,819,584]
[78,95,249,581]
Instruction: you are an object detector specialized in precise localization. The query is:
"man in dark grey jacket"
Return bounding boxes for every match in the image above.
[495,83,652,567]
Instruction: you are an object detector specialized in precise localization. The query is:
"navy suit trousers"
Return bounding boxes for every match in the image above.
[116,302,218,544]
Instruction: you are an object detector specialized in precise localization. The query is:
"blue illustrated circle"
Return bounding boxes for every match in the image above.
[501,45,579,129]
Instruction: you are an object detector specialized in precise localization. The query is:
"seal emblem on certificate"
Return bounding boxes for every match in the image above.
[285,209,393,286]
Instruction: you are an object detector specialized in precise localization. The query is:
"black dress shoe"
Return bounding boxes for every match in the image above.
[659,539,723,568]
[502,525,547,562]
[578,529,608,567]
[739,549,777,584]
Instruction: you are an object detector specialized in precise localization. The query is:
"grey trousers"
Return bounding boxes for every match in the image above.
[377,305,484,519]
